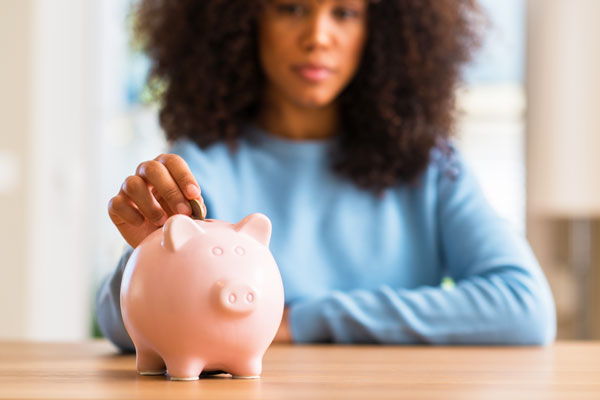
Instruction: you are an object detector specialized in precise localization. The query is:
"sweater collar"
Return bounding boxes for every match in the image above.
[243,122,338,158]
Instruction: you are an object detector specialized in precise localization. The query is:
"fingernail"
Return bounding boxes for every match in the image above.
[186,184,200,198]
[176,202,191,215]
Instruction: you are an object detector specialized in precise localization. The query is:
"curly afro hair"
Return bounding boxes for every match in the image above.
[134,0,484,194]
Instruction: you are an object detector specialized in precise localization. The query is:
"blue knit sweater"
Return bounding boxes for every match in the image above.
[96,122,556,350]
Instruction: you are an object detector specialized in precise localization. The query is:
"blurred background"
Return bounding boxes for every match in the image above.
[1,0,598,341]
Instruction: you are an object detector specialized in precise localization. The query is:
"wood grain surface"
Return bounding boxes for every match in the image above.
[0,340,599,399]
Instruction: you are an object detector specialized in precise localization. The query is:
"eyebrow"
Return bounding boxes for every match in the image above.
[332,0,368,5]
[327,0,367,3]
[312,0,367,6]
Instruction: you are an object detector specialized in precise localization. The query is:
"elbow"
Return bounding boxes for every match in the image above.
[505,277,557,345]
[95,285,136,353]
[97,316,136,354]
[529,292,557,345]
[514,304,556,345]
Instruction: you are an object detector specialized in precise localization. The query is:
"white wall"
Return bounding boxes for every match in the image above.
[0,0,98,340]
[456,84,526,234]
[0,0,165,341]
[25,0,97,340]
[527,0,600,217]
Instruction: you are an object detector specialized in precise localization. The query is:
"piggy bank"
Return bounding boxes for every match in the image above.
[120,213,285,380]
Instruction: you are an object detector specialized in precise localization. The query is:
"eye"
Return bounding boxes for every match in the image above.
[235,246,246,256]
[333,7,360,20]
[276,3,307,17]
[212,247,223,256]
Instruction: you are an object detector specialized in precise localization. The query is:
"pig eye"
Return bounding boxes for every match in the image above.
[234,246,245,256]
[212,247,224,256]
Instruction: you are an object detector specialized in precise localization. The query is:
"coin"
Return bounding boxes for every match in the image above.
[189,198,206,220]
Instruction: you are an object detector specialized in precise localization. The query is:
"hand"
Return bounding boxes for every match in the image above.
[273,307,292,343]
[108,153,206,248]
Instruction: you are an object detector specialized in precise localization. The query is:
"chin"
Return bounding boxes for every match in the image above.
[292,90,338,109]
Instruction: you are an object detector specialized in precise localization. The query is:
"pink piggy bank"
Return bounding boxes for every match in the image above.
[120,213,285,380]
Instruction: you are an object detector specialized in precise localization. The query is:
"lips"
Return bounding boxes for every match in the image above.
[292,63,334,83]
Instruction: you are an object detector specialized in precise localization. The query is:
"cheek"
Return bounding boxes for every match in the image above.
[259,22,295,68]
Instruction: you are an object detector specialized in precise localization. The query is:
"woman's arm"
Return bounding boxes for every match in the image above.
[95,246,136,352]
[97,140,214,352]
[287,148,556,344]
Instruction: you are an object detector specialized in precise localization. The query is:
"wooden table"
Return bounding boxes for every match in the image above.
[0,340,599,399]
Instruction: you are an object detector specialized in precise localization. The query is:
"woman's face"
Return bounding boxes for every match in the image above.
[258,0,369,109]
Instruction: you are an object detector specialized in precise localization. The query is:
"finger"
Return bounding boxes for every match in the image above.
[154,153,202,200]
[108,194,145,227]
[121,175,167,226]
[136,160,192,216]
[152,187,175,216]
[156,188,205,219]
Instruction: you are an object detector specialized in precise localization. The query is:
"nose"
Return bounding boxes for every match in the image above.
[301,12,333,50]
[218,283,258,315]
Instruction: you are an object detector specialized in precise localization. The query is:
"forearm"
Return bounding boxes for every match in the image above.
[95,246,135,353]
[288,266,556,345]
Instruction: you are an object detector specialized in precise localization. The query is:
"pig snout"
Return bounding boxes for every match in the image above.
[218,283,258,315]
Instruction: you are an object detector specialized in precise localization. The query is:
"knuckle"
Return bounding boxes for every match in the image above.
[162,186,182,202]
[154,153,169,162]
[122,175,144,194]
[134,161,146,175]
[162,154,185,172]
[136,160,162,177]
[107,197,116,212]
[148,208,165,222]
[108,195,124,213]
[164,153,183,164]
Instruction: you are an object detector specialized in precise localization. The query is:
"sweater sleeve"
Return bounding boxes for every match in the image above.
[288,147,557,345]
[95,245,135,353]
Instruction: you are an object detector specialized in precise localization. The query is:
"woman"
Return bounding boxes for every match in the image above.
[96,0,556,351]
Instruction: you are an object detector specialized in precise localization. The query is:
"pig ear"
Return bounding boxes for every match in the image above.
[162,214,206,252]
[234,213,272,246]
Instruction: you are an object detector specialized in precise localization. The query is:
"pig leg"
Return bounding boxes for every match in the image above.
[165,357,206,381]
[228,356,262,379]
[136,346,166,375]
